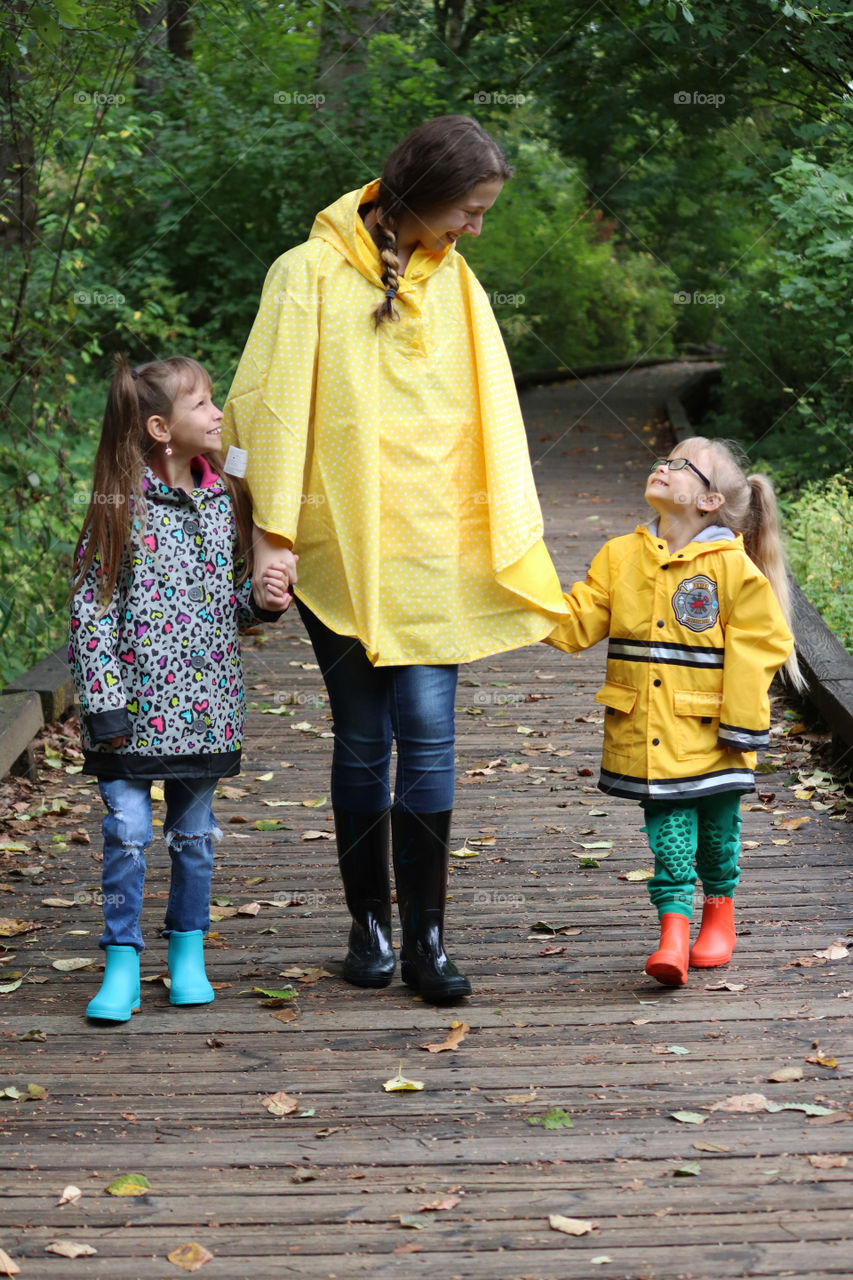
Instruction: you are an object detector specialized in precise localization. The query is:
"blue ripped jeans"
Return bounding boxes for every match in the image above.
[97,777,220,952]
[297,600,458,813]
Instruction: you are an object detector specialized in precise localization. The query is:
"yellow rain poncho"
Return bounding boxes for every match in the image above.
[222,179,567,665]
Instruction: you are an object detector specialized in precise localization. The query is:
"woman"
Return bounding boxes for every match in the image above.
[222,115,568,1003]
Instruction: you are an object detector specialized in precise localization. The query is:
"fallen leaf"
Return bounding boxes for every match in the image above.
[41,897,78,908]
[708,1093,772,1114]
[776,815,810,830]
[503,1090,537,1104]
[673,1162,701,1177]
[236,902,261,916]
[693,1141,730,1153]
[767,1067,804,1083]
[621,868,654,881]
[0,918,38,937]
[105,1173,150,1196]
[420,1020,470,1053]
[383,1063,424,1093]
[549,1214,597,1235]
[671,1111,706,1125]
[814,942,849,961]
[806,1051,839,1070]
[51,957,95,972]
[44,1241,97,1258]
[706,979,746,992]
[808,1154,848,1169]
[448,842,480,858]
[301,830,334,841]
[0,1249,20,1275]
[591,1258,614,1266]
[26,1083,47,1100]
[280,967,333,984]
[269,1007,299,1024]
[261,1091,300,1117]
[57,1185,82,1205]
[395,1214,428,1230]
[252,986,298,1000]
[166,1242,214,1271]
[255,771,275,780]
[419,1195,460,1211]
[528,1107,573,1129]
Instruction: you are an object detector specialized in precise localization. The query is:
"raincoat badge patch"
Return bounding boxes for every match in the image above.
[672,575,720,632]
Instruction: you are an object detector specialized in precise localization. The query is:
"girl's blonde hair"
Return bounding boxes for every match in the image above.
[673,436,804,691]
[72,355,253,605]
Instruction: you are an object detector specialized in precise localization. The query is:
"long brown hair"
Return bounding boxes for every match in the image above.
[673,436,805,691]
[72,355,254,605]
[371,115,512,328]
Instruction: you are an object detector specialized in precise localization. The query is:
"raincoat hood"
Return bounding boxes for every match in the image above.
[309,180,454,295]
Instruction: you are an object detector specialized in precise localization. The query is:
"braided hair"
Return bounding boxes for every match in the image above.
[371,115,511,328]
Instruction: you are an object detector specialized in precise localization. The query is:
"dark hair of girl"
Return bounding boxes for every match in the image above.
[371,114,512,328]
[72,354,254,606]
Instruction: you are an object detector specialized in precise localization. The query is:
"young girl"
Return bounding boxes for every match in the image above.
[69,356,287,1022]
[546,437,800,987]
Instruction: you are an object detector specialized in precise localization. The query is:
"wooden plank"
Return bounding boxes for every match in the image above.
[2,645,75,723]
[1,365,851,1280]
[0,689,43,779]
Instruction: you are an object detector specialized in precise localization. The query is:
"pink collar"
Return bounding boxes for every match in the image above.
[192,455,220,488]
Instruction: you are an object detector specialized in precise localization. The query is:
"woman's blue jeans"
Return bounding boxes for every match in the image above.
[297,601,458,814]
[97,777,220,951]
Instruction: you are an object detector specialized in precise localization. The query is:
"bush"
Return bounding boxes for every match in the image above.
[784,475,853,655]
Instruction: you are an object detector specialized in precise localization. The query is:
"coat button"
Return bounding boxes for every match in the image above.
[652,737,660,746]
[190,654,207,670]
[656,620,665,628]
[185,520,200,534]
[654,678,662,687]
[188,586,204,602]
[191,717,207,733]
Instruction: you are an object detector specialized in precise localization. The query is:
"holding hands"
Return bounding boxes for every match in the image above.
[252,524,298,611]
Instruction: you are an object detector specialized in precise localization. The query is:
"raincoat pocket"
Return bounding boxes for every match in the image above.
[595,681,640,758]
[673,689,723,761]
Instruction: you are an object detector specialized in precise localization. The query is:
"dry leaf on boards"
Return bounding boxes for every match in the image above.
[549,1215,598,1236]
[44,1241,97,1259]
[166,1242,215,1272]
[261,1091,300,1117]
[57,1185,82,1206]
[383,1062,424,1092]
[0,1249,20,1276]
[420,1020,469,1053]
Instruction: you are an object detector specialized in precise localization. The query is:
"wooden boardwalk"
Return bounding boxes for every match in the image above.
[1,363,852,1279]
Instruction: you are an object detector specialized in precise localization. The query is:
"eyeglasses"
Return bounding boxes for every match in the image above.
[649,456,711,488]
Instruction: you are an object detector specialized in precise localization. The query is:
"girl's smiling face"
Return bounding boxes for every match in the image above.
[645,448,714,517]
[161,381,224,461]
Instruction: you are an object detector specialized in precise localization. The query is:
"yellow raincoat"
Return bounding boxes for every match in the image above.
[545,525,794,801]
[221,180,567,665]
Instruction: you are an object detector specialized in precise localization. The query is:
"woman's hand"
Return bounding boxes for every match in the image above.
[252,524,299,611]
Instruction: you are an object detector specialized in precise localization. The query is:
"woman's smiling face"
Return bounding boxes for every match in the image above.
[409,178,505,252]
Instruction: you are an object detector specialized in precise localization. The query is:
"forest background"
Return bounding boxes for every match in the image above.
[1,0,852,682]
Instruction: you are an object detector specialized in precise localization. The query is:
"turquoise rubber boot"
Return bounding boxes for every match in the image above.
[86,945,141,1022]
[167,930,214,1005]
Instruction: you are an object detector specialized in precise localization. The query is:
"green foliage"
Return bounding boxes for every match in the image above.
[460,136,677,372]
[528,1106,573,1129]
[784,475,853,655]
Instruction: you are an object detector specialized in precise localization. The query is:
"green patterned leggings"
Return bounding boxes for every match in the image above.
[641,791,742,920]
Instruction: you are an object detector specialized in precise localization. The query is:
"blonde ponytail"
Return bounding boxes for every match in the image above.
[673,437,805,692]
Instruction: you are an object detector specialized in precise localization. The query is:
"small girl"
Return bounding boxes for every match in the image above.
[546,437,800,986]
[69,356,289,1022]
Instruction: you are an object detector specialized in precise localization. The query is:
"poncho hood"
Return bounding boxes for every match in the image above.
[309,179,454,295]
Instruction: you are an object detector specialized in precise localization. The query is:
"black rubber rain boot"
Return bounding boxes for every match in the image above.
[334,809,395,987]
[392,807,471,1003]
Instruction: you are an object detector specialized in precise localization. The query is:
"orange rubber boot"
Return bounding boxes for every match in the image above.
[689,896,736,967]
[645,913,689,987]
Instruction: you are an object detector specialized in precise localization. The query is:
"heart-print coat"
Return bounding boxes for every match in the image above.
[69,457,277,781]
